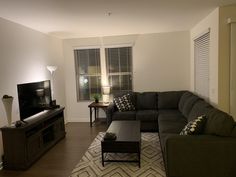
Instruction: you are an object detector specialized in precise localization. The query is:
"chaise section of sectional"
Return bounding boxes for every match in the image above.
[165,135,236,177]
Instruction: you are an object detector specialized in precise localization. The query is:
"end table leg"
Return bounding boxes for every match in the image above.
[90,107,92,127]
[94,108,97,121]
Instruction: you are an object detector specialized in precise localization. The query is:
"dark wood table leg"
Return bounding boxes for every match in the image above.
[102,150,104,167]
[138,152,141,168]
[90,107,93,127]
[139,142,141,168]
[94,108,97,121]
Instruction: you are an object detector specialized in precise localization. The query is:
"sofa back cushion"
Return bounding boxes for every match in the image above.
[158,91,185,109]
[188,100,213,122]
[178,91,193,111]
[205,108,235,136]
[179,91,202,117]
[136,92,157,110]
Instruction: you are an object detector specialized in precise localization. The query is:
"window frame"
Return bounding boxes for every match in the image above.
[73,45,134,102]
[105,46,133,94]
[74,47,102,101]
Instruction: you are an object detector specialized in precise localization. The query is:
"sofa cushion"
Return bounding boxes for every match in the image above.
[159,109,183,117]
[204,108,235,136]
[180,115,207,135]
[158,114,187,134]
[113,93,135,112]
[136,110,158,121]
[159,120,187,134]
[136,92,157,110]
[188,100,213,122]
[158,91,185,109]
[158,111,187,124]
[178,91,193,111]
[180,94,202,118]
[112,111,136,120]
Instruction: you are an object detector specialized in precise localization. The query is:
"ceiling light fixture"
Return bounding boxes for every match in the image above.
[106,12,112,16]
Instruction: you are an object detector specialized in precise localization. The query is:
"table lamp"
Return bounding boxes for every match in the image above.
[102,86,110,104]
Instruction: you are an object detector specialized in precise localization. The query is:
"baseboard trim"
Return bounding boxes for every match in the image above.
[0,161,3,170]
[68,117,89,122]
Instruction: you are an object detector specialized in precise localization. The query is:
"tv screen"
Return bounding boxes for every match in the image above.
[17,80,52,120]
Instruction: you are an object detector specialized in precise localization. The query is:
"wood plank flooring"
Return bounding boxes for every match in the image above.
[0,122,107,177]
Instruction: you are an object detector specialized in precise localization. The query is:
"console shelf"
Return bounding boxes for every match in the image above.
[0,107,66,170]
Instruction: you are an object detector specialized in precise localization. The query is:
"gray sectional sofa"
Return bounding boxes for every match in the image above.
[106,90,236,177]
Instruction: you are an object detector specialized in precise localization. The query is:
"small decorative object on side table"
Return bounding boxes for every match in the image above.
[92,94,101,103]
[88,102,109,127]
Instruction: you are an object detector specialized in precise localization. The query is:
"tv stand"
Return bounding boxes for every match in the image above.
[0,107,66,170]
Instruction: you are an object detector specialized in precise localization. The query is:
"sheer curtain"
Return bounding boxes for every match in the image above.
[230,20,236,119]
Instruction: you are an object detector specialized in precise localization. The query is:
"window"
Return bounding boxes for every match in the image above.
[74,49,101,101]
[194,31,210,99]
[74,46,133,101]
[105,47,133,94]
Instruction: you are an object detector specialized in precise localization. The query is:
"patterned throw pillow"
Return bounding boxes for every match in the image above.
[180,115,207,135]
[114,94,135,112]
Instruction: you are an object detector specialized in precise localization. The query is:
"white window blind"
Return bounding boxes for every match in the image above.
[194,31,210,99]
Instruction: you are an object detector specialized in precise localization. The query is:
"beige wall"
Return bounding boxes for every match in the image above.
[190,8,219,106]
[0,17,65,164]
[63,31,190,122]
[218,4,236,113]
[133,32,190,92]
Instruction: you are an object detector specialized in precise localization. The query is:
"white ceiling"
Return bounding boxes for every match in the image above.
[0,0,236,39]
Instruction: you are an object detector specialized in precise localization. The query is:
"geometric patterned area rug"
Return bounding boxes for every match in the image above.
[70,132,166,177]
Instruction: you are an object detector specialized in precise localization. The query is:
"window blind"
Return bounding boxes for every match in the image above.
[194,31,210,99]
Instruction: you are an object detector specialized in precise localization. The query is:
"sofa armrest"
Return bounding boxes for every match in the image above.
[106,103,116,124]
[165,135,236,177]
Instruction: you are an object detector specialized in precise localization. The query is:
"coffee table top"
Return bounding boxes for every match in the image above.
[106,120,140,142]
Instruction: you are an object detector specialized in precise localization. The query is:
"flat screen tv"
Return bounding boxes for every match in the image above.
[17,80,52,120]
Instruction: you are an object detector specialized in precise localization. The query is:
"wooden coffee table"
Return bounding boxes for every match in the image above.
[101,120,141,167]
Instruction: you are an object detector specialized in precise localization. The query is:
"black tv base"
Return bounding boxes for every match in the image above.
[0,107,66,170]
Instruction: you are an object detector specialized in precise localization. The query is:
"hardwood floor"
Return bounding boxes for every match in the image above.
[0,122,107,177]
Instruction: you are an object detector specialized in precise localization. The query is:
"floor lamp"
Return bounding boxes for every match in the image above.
[46,65,57,103]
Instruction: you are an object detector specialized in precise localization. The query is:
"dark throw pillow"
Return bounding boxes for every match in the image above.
[180,115,207,135]
[114,94,135,112]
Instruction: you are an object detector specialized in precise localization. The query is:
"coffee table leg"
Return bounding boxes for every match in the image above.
[102,151,104,167]
[138,152,141,168]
